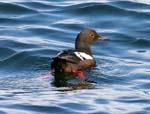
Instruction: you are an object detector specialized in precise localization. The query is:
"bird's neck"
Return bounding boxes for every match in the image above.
[75,43,92,55]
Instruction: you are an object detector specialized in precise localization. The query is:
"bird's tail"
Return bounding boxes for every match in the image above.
[51,57,67,72]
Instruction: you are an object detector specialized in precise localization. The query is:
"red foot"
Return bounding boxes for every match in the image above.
[72,70,85,78]
[40,74,51,79]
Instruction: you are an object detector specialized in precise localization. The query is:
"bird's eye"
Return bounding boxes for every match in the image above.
[90,34,94,37]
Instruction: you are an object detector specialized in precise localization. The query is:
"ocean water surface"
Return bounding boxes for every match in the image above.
[0,0,150,114]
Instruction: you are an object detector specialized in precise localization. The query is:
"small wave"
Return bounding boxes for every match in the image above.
[115,98,150,104]
[19,1,61,12]
[56,2,149,18]
[0,47,16,61]
[0,17,19,24]
[0,2,37,15]
[109,1,150,19]
[25,27,60,37]
[63,3,125,14]
[0,49,51,65]
[131,38,150,47]
[110,1,150,11]
[0,51,30,66]
[0,47,60,73]
[0,38,39,50]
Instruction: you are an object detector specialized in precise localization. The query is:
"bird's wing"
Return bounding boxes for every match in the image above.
[54,50,80,64]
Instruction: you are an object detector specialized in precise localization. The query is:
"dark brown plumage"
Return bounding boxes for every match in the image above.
[51,29,109,83]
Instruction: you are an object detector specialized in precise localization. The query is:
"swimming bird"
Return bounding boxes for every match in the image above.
[51,29,109,83]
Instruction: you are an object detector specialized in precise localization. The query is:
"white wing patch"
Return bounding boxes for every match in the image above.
[74,52,93,60]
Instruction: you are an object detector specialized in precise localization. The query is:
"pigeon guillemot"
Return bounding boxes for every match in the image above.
[51,29,109,83]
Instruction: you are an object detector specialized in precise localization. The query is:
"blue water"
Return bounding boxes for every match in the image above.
[0,0,150,114]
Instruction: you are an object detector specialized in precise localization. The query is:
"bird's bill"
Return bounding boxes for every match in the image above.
[98,37,109,41]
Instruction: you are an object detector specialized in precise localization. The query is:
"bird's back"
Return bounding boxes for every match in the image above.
[51,50,96,73]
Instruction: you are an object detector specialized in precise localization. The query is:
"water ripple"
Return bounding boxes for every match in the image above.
[0,2,37,15]
[0,0,150,114]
